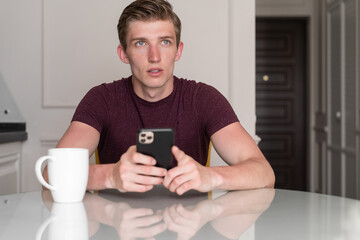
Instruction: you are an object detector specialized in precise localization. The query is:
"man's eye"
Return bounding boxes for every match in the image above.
[162,40,170,45]
[135,41,145,46]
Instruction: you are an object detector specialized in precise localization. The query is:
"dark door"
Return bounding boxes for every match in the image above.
[256,18,307,191]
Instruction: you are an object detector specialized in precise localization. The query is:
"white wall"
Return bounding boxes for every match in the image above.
[0,0,255,192]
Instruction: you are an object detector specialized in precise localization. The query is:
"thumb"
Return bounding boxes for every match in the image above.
[171,145,186,164]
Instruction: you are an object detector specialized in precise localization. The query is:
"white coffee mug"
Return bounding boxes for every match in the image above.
[35,148,89,203]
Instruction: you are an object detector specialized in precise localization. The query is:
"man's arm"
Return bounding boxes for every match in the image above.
[209,122,275,189]
[56,121,100,152]
[43,121,111,190]
[44,121,167,192]
[163,122,275,195]
[55,121,112,190]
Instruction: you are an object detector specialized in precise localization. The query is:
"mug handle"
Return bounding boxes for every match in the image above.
[35,156,56,191]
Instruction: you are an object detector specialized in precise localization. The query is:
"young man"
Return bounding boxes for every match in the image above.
[53,0,275,195]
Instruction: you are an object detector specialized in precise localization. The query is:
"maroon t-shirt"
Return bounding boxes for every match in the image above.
[72,76,239,166]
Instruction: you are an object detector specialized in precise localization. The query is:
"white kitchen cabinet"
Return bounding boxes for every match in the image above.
[0,142,21,195]
[322,0,360,199]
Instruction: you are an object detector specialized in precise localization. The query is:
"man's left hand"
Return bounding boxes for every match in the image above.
[163,146,222,195]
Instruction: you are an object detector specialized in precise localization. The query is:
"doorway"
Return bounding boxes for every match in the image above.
[256,18,308,191]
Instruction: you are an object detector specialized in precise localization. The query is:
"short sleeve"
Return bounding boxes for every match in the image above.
[71,84,110,133]
[195,84,239,137]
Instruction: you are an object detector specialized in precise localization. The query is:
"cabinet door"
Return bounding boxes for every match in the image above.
[343,0,357,198]
[326,0,358,198]
[0,142,21,195]
[327,0,342,197]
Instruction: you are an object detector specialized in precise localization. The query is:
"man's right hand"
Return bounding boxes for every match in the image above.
[109,145,167,192]
[55,122,166,192]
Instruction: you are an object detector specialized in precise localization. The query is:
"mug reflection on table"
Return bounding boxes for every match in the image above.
[36,200,88,240]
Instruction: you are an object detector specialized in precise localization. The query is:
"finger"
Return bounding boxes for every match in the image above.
[171,146,188,164]
[164,163,197,190]
[168,206,199,238]
[167,172,195,193]
[164,205,191,233]
[120,181,154,193]
[163,165,186,188]
[124,222,167,239]
[127,145,137,152]
[132,152,157,166]
[175,204,195,220]
[162,206,181,230]
[127,214,163,228]
[132,173,164,185]
[133,164,167,177]
[169,204,185,225]
[175,180,195,196]
[122,208,154,220]
[162,207,171,225]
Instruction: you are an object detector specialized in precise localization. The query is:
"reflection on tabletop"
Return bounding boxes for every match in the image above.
[39,186,275,240]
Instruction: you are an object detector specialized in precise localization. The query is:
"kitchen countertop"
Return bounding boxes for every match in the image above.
[0,122,27,144]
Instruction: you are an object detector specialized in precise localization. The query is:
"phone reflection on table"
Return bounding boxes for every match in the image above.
[40,186,275,240]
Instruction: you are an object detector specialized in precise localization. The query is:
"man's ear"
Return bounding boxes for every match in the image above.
[175,41,184,62]
[117,45,129,64]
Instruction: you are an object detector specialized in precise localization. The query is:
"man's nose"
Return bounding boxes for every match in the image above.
[148,45,161,62]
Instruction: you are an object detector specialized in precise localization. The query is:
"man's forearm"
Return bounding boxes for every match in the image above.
[87,163,115,190]
[209,158,275,190]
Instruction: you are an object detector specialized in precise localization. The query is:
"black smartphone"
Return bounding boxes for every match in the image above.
[136,128,175,170]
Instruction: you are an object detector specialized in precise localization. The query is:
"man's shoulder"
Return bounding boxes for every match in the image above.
[175,76,215,91]
[96,77,130,89]
[175,76,221,97]
[89,77,131,94]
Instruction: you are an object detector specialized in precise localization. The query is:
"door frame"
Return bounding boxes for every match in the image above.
[256,0,322,193]
[255,18,309,190]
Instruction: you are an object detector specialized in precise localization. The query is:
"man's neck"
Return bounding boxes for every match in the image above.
[131,77,174,102]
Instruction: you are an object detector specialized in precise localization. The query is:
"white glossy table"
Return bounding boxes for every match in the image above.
[0,186,359,239]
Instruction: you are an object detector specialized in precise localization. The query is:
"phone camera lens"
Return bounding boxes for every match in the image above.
[140,139,146,143]
[141,133,146,137]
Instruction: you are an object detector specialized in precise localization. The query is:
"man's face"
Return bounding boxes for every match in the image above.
[118,20,183,100]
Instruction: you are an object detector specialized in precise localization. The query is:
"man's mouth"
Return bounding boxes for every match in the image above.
[148,69,161,73]
[147,69,163,77]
